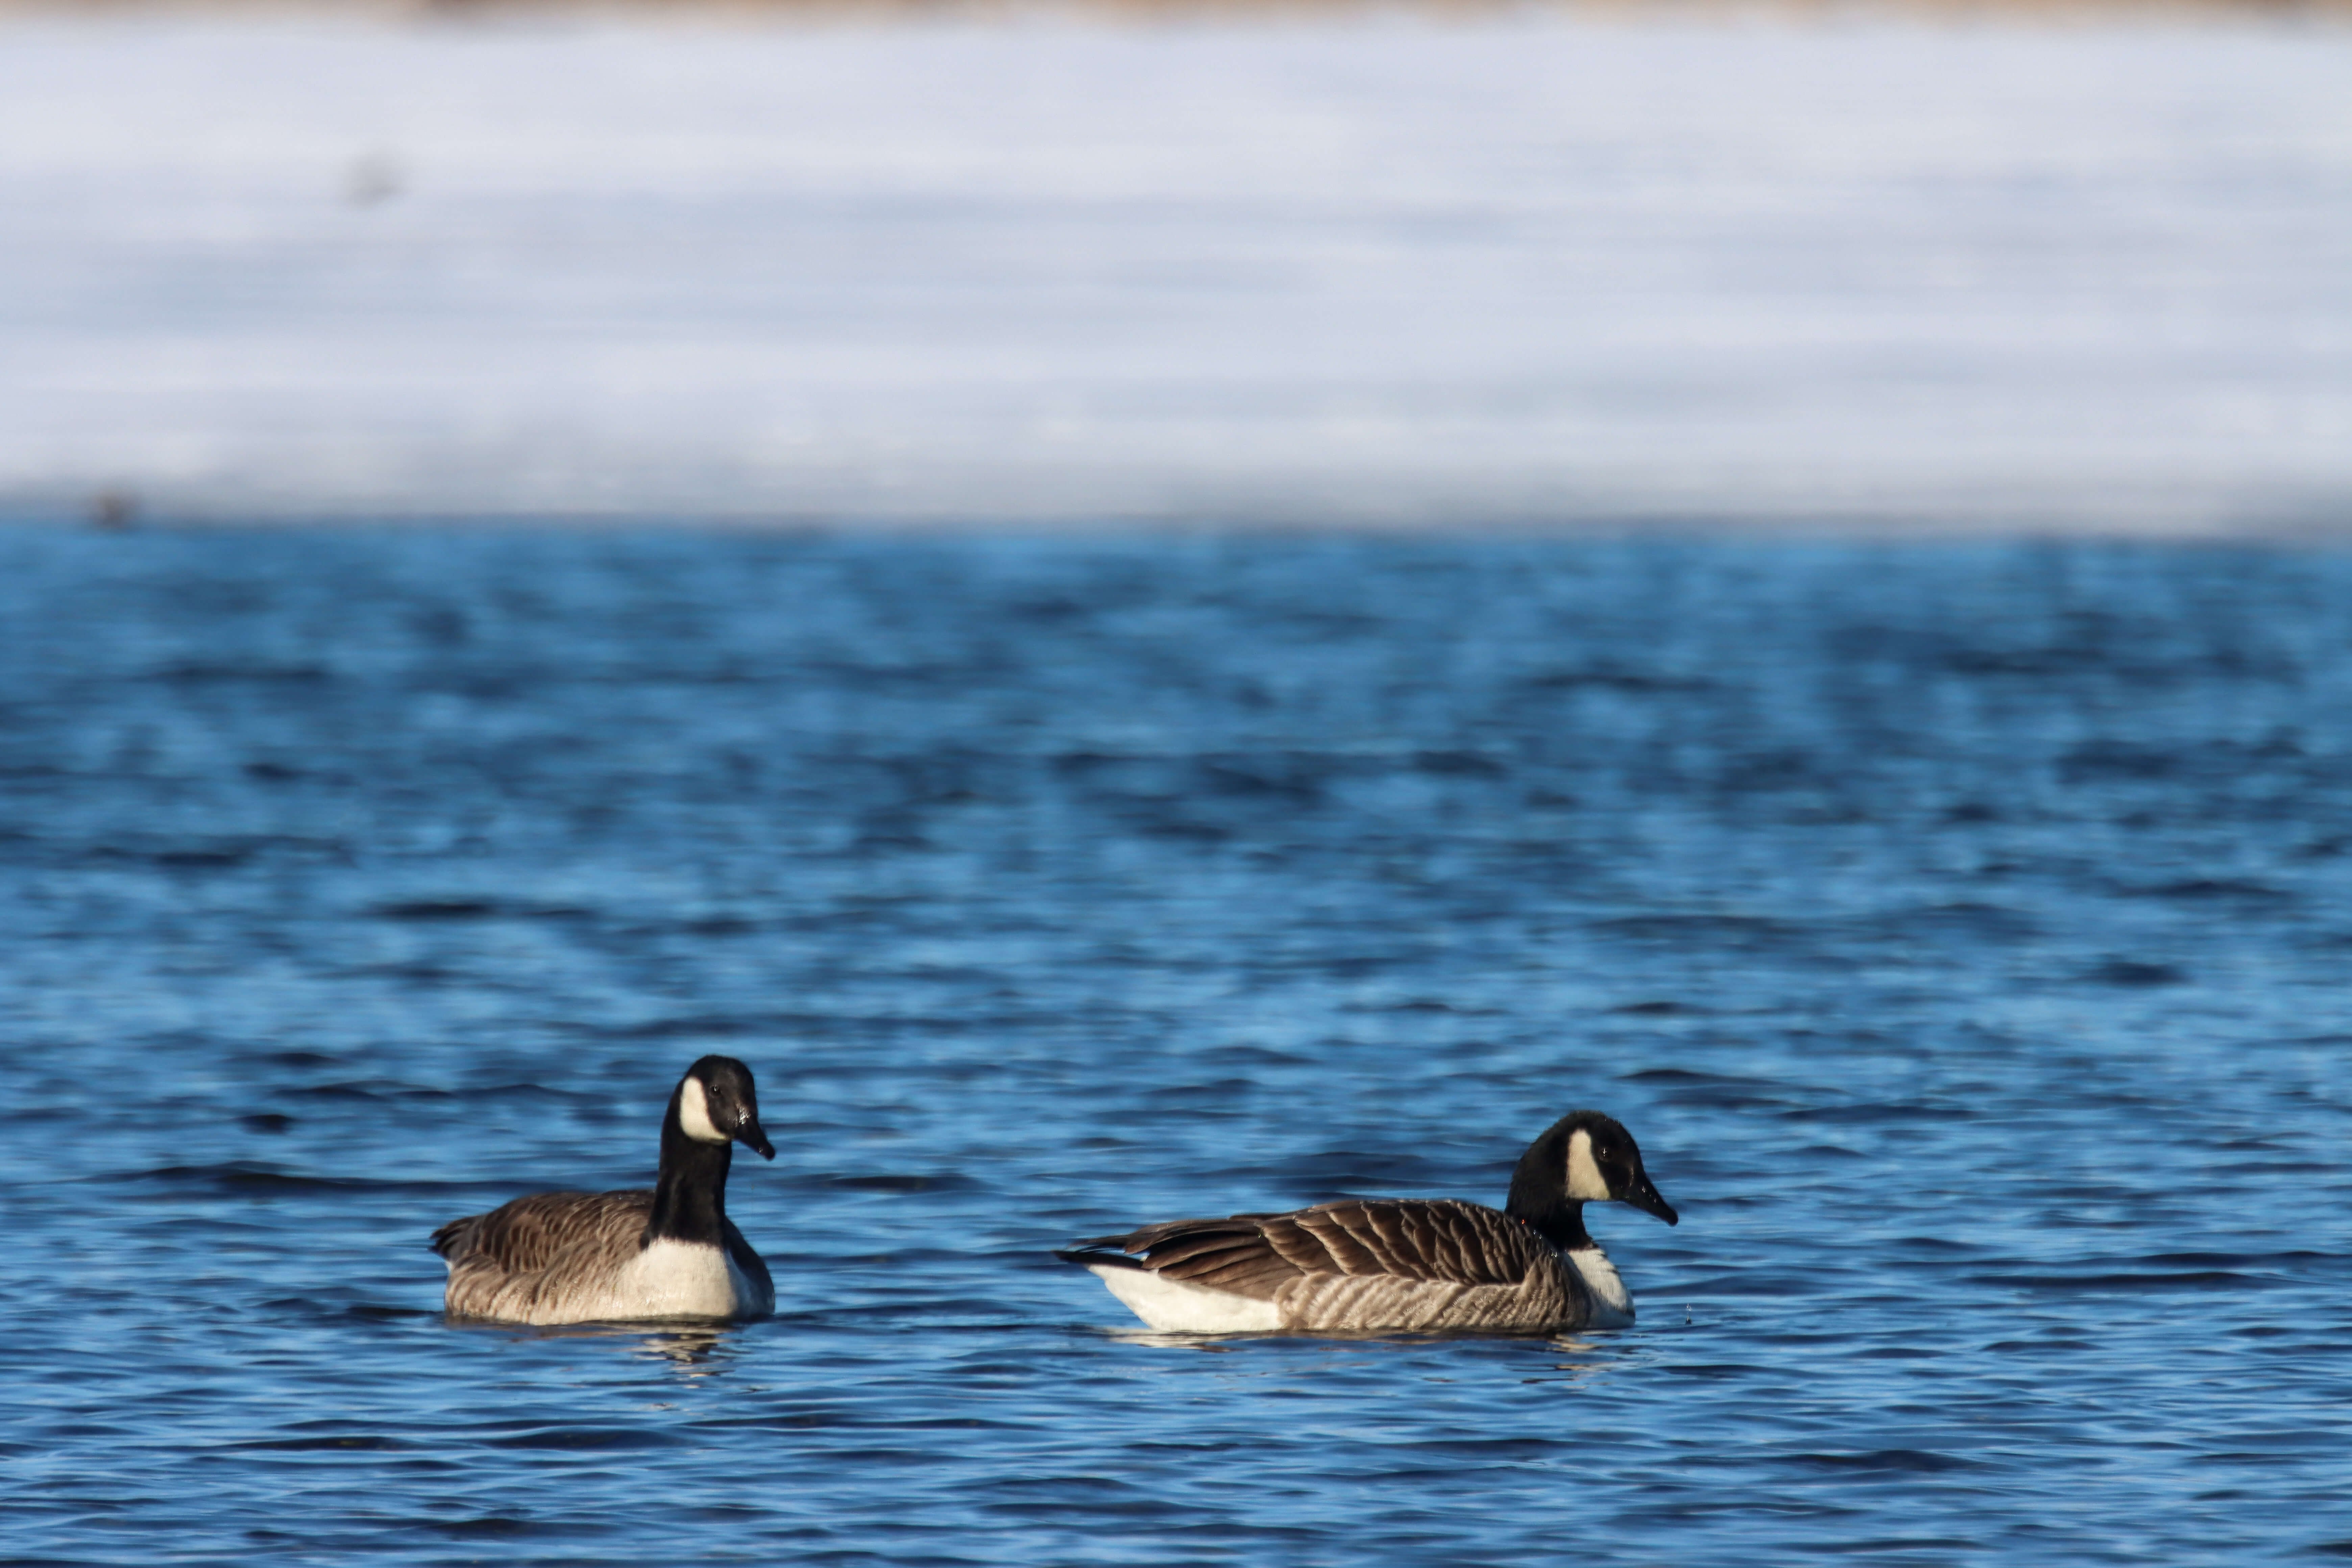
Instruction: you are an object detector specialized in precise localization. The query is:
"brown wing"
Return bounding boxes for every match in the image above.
[431,1190,651,1274]
[1088,1199,1552,1301]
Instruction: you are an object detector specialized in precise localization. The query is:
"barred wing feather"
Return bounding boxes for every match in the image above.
[431,1191,650,1275]
[1096,1199,1553,1295]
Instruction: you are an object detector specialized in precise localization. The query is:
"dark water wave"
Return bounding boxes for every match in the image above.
[2,529,2350,1565]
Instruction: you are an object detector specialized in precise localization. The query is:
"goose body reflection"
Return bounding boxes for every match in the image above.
[432,1056,777,1325]
[1059,1111,1676,1335]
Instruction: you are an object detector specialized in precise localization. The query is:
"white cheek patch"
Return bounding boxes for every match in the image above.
[676,1076,730,1144]
[1566,1128,1612,1202]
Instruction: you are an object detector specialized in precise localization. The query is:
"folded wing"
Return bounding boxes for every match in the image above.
[1076,1198,1552,1299]
[431,1190,651,1275]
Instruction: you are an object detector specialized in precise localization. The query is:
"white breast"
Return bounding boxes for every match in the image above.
[611,1238,766,1320]
[1089,1265,1283,1334]
[1567,1247,1636,1328]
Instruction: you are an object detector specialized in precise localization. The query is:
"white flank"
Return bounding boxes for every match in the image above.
[676,1077,728,1144]
[612,1238,769,1320]
[1567,1247,1635,1329]
[1091,1265,1283,1334]
[1566,1129,1611,1202]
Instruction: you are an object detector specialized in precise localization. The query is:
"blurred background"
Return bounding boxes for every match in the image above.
[2,2,2347,529]
[6,3,2352,1566]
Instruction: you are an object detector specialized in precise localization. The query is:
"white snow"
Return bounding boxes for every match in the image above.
[1,10,2348,529]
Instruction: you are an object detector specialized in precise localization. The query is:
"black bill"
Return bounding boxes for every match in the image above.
[1623,1170,1678,1226]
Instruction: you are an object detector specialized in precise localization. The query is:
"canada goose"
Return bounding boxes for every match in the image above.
[1058,1110,1676,1334]
[431,1055,777,1325]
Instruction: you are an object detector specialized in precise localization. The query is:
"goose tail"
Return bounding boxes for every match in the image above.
[1053,1242,1147,1271]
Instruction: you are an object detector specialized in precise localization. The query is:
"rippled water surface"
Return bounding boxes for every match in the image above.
[4,528,2351,1565]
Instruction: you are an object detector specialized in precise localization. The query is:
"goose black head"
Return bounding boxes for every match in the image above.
[675,1055,775,1160]
[1509,1109,1676,1228]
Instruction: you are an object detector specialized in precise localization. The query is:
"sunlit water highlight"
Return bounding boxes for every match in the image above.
[3,528,2350,1564]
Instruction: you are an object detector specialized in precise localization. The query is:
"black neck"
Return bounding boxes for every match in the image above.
[643,1085,732,1247]
[1507,1191,1593,1251]
[1505,1125,1593,1251]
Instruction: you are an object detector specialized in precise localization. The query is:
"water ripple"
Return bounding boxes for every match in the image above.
[1,530,2350,1565]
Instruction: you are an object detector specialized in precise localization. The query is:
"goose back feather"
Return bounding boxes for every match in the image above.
[1067,1198,1582,1333]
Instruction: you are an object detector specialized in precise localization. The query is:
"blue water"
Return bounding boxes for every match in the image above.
[3,528,2350,1566]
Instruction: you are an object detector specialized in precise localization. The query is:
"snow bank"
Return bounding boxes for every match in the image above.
[2,13,2348,529]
